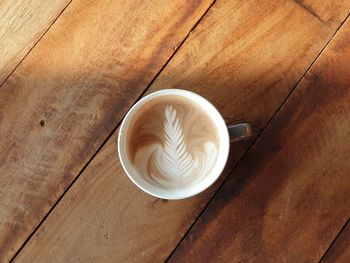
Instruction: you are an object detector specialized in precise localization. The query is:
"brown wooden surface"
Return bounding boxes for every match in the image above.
[169,17,350,262]
[11,0,350,262]
[0,0,71,85]
[321,220,350,263]
[0,0,214,261]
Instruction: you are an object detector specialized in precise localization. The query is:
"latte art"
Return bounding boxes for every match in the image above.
[127,95,219,189]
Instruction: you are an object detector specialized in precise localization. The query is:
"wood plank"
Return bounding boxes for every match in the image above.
[169,17,350,262]
[13,1,350,262]
[0,0,214,261]
[292,0,349,30]
[321,220,350,263]
[0,0,71,85]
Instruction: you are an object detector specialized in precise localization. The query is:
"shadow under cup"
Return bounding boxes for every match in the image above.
[118,89,229,200]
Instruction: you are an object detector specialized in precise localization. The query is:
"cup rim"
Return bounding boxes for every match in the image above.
[117,89,230,199]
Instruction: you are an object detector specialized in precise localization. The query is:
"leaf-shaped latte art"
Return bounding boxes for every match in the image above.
[132,102,219,188]
[154,105,194,180]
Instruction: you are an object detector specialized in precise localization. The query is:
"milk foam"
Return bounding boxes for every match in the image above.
[127,96,219,189]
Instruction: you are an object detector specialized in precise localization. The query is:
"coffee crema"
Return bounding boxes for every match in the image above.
[127,95,219,189]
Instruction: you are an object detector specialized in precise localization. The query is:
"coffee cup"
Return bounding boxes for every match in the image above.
[118,89,252,199]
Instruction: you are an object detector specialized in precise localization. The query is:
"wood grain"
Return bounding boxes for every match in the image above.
[321,220,350,263]
[0,0,71,85]
[169,17,350,263]
[292,0,349,29]
[0,0,214,261]
[13,0,350,262]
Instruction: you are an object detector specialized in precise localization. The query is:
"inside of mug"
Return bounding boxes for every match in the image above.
[118,89,229,199]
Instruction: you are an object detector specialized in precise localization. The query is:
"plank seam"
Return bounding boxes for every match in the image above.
[0,0,73,88]
[9,0,217,261]
[164,11,350,263]
[318,217,350,262]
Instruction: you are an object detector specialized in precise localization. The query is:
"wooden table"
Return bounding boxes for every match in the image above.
[1,1,349,262]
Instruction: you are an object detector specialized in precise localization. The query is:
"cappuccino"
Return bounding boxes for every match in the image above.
[126,95,220,189]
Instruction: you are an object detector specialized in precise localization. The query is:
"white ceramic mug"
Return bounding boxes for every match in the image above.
[118,89,252,199]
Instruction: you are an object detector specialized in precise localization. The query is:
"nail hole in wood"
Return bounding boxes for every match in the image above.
[40,120,46,127]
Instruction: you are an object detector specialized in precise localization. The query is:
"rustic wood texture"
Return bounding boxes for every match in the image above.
[294,0,349,29]
[321,220,350,263]
[169,17,350,263]
[13,0,350,262]
[0,0,214,261]
[0,0,71,85]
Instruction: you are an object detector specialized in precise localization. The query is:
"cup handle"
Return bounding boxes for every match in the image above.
[228,123,253,142]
